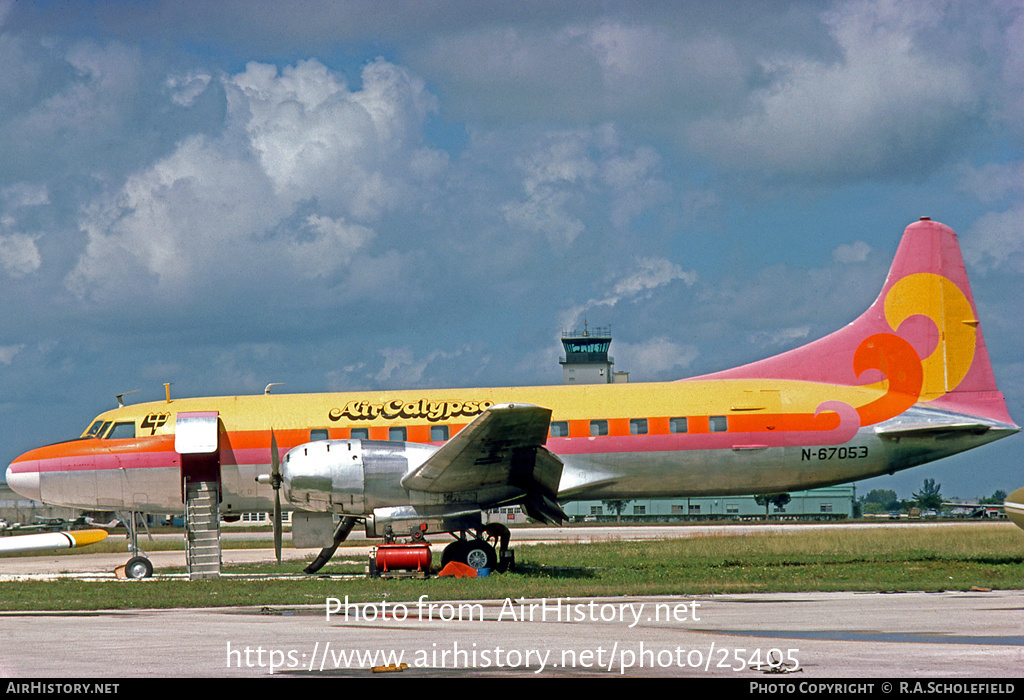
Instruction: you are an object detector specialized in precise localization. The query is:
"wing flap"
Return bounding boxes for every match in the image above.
[401,403,553,493]
[400,403,565,522]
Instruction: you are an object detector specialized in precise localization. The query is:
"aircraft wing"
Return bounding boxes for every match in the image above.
[400,403,567,523]
[0,529,107,555]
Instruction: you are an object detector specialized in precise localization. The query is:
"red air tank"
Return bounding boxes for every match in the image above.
[374,543,432,572]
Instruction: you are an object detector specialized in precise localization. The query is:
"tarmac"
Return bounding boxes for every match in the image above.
[1,524,1022,678]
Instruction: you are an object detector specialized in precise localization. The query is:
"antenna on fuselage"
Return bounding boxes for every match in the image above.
[116,390,140,408]
[264,383,284,395]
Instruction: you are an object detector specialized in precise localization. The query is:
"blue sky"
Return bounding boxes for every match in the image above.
[0,1,1021,501]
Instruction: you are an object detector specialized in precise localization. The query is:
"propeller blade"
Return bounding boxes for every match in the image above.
[270,429,282,564]
[270,430,280,479]
[273,490,282,564]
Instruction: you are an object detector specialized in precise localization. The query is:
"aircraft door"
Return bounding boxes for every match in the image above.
[175,411,221,502]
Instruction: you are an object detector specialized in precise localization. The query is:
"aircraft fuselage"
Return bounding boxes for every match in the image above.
[7,379,1015,516]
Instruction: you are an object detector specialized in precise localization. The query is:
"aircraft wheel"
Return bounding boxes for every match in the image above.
[125,556,153,580]
[440,538,497,570]
[460,539,497,571]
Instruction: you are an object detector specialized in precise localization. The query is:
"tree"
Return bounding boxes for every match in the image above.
[913,478,942,510]
[980,490,1008,505]
[860,489,899,514]
[754,493,791,519]
[602,500,630,522]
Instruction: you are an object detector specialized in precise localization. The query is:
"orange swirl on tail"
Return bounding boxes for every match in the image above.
[853,333,923,427]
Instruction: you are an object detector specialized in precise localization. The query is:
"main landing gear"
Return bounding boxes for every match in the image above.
[440,523,514,573]
[365,522,515,578]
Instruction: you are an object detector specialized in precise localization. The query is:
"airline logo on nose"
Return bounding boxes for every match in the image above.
[141,412,170,434]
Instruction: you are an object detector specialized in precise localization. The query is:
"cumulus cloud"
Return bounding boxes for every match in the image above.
[0,232,41,277]
[66,58,443,304]
[748,325,811,348]
[994,8,1024,137]
[290,214,375,279]
[613,336,699,377]
[833,240,871,264]
[501,131,595,246]
[958,160,1024,204]
[414,18,749,128]
[165,71,212,106]
[502,125,671,246]
[0,344,24,365]
[561,256,697,330]
[687,0,980,181]
[2,183,49,208]
[963,206,1024,274]
[374,346,470,387]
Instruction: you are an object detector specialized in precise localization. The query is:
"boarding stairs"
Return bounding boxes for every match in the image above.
[185,479,221,580]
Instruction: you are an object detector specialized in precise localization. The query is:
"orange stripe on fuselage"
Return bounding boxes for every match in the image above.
[12,407,855,477]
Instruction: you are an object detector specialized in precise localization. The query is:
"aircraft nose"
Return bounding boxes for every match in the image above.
[6,457,41,502]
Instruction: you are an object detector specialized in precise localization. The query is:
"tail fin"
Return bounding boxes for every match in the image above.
[696,218,1015,426]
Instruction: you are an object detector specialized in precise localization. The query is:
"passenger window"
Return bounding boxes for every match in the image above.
[590,420,608,437]
[709,416,728,432]
[389,427,407,442]
[550,421,569,438]
[350,428,369,440]
[669,417,688,434]
[310,429,329,441]
[629,419,648,435]
[106,422,136,440]
[430,425,449,442]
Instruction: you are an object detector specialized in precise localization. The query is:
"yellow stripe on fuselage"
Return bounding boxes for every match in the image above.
[87,378,889,438]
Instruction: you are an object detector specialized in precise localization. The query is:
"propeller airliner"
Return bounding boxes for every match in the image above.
[5,218,1019,576]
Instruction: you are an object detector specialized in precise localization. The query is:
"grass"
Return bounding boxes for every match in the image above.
[1,523,1022,611]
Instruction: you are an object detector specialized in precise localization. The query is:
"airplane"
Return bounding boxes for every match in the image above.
[940,500,1005,519]
[4,217,1019,578]
[0,515,98,535]
[1006,487,1024,532]
[0,528,108,556]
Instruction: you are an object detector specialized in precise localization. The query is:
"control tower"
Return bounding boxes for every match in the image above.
[559,323,628,384]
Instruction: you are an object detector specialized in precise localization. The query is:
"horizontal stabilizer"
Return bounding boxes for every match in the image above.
[1006,487,1024,531]
[874,423,992,439]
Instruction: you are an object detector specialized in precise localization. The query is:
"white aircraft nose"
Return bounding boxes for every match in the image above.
[6,463,41,502]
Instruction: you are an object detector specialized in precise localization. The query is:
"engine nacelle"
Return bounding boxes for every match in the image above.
[282,439,437,514]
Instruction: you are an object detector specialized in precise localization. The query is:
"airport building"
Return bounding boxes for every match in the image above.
[559,485,856,521]
[0,482,75,526]
[560,324,629,384]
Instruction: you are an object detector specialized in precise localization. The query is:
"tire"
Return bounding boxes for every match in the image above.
[440,541,462,567]
[459,540,497,571]
[440,539,497,570]
[125,556,153,580]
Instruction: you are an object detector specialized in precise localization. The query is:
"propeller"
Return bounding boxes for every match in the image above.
[270,430,282,564]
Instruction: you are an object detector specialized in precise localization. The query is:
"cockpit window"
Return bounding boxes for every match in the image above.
[106,422,136,440]
[84,420,106,437]
[88,421,113,438]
